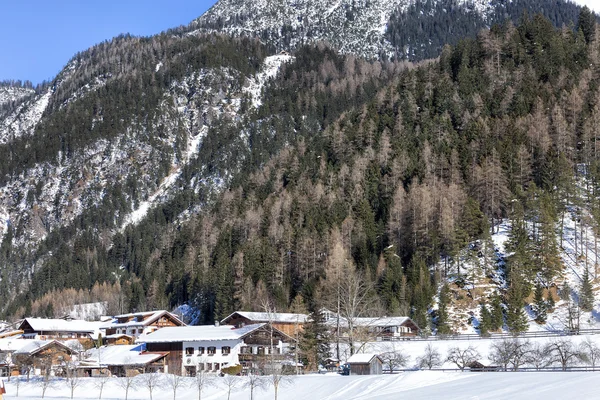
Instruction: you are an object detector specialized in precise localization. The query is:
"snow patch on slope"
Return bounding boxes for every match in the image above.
[0,90,51,144]
[245,54,294,108]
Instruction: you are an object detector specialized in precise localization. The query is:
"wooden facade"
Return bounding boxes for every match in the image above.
[221,312,305,338]
[145,342,183,374]
[105,335,134,346]
[347,355,383,375]
[103,311,184,337]
[14,342,74,376]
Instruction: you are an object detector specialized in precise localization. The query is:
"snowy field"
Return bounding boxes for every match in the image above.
[2,371,599,400]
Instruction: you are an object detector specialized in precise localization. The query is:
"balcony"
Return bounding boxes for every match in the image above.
[238,353,290,362]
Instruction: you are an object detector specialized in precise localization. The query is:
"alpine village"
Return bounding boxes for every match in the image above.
[1,0,600,399]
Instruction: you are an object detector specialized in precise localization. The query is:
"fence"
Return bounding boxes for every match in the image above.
[377,328,600,342]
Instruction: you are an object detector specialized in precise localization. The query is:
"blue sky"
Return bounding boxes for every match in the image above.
[1,0,218,85]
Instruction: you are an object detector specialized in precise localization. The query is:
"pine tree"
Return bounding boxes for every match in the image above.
[491,294,504,331]
[436,283,452,335]
[579,268,594,312]
[505,279,529,334]
[578,6,596,44]
[533,281,547,324]
[299,309,331,371]
[479,302,491,336]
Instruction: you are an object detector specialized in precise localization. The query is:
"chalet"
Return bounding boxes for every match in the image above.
[221,311,308,337]
[13,340,74,376]
[139,323,295,376]
[101,310,185,339]
[17,318,101,341]
[345,353,383,375]
[322,310,419,338]
[354,317,419,337]
[79,344,168,377]
[0,339,36,377]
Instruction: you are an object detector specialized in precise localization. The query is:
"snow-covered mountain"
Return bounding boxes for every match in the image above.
[192,0,583,60]
[192,0,492,59]
[0,86,34,107]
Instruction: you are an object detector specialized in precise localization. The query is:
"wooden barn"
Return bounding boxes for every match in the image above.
[346,353,383,375]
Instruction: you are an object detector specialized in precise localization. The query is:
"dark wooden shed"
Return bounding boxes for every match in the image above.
[346,353,383,375]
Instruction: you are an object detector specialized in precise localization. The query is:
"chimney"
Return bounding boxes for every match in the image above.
[215,320,220,327]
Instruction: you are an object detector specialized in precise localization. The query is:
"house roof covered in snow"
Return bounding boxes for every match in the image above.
[353,317,411,327]
[137,323,265,343]
[100,310,185,330]
[14,340,74,356]
[82,344,166,367]
[0,339,43,352]
[221,311,308,324]
[346,353,382,364]
[19,318,100,334]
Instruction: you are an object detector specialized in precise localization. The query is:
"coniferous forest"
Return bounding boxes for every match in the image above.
[0,5,599,337]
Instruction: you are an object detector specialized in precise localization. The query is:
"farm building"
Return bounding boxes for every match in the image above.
[346,353,383,375]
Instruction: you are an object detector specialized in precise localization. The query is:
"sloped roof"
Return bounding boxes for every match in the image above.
[353,317,411,327]
[346,353,382,364]
[20,318,98,333]
[14,340,73,356]
[221,311,308,324]
[100,310,185,330]
[137,323,265,343]
[0,339,42,352]
[82,345,166,367]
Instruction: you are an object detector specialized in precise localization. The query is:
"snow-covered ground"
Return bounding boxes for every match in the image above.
[2,370,599,400]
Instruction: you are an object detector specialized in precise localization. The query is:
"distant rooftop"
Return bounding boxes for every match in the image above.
[221,311,308,324]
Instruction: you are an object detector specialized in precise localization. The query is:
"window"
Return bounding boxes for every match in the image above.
[241,346,250,354]
[215,363,220,370]
[257,347,265,356]
[198,347,205,354]
[208,347,216,356]
[222,346,230,355]
[185,347,194,355]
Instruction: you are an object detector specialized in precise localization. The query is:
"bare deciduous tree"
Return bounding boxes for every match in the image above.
[580,337,600,368]
[138,373,161,400]
[221,373,239,400]
[546,339,588,371]
[193,370,215,400]
[336,270,377,355]
[244,374,267,400]
[525,343,552,370]
[64,360,82,399]
[379,342,410,373]
[417,344,442,370]
[36,373,56,399]
[446,346,480,371]
[115,368,138,400]
[490,339,531,371]
[165,370,189,400]
[268,371,295,400]
[93,372,111,399]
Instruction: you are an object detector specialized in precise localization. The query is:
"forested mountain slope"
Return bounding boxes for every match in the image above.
[0,0,599,337]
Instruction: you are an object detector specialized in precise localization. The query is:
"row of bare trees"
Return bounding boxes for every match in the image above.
[7,369,294,400]
[380,337,600,372]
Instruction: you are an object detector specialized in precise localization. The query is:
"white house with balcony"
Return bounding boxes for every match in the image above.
[139,323,294,375]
